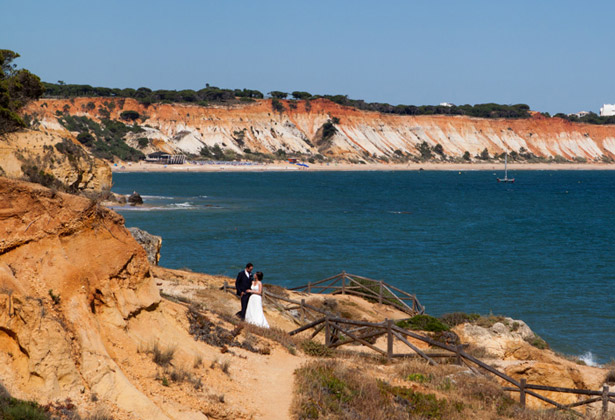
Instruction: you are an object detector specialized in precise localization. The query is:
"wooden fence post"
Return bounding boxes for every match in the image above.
[342,275,346,295]
[307,282,311,293]
[223,281,227,293]
[386,319,393,360]
[379,281,383,304]
[520,378,526,408]
[301,299,305,323]
[602,385,609,418]
[325,317,331,346]
[455,344,463,366]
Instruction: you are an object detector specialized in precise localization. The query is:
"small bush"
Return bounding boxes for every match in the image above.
[396,315,450,332]
[474,314,507,328]
[220,360,231,375]
[0,397,49,420]
[407,372,431,383]
[301,340,333,357]
[151,343,175,367]
[439,312,480,327]
[48,289,61,305]
[605,370,615,385]
[525,334,549,350]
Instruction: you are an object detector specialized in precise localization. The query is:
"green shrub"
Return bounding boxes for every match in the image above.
[396,315,450,332]
[380,381,448,419]
[271,98,285,113]
[120,110,140,121]
[321,121,337,141]
[407,372,431,383]
[525,334,549,350]
[0,396,49,420]
[301,340,333,357]
[439,312,480,327]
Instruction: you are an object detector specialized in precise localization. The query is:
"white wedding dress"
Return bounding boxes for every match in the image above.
[245,283,269,328]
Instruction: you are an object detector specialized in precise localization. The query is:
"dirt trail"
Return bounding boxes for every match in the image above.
[224,347,303,420]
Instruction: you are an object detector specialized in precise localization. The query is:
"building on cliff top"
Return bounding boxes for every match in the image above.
[568,111,590,118]
[600,104,615,116]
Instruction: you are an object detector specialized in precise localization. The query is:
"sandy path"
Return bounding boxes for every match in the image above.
[228,348,303,420]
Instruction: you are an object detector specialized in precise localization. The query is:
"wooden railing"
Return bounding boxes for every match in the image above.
[287,316,614,418]
[219,277,613,417]
[287,271,424,316]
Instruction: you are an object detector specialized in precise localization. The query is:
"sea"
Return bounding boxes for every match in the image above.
[111,170,615,364]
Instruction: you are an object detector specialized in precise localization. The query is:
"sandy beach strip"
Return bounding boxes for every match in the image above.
[110,161,615,173]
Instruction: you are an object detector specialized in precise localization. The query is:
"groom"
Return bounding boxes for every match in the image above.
[235,262,254,320]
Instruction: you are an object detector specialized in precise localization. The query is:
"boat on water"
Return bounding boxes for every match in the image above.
[497,152,515,183]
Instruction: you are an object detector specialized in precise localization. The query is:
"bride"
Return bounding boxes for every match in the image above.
[244,271,269,328]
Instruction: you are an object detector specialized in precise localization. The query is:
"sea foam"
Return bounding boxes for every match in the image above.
[578,351,598,367]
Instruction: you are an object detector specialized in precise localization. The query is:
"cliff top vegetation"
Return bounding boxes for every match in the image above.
[42,81,615,125]
[0,49,45,134]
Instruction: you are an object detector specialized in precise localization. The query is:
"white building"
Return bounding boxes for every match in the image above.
[600,104,615,117]
[439,102,455,107]
[568,111,590,118]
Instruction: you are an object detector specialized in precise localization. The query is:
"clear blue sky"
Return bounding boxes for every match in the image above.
[3,0,614,114]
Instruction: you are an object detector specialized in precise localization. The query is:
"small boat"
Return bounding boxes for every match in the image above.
[497,152,515,183]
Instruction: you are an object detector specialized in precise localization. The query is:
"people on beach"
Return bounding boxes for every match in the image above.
[244,271,269,328]
[235,262,253,320]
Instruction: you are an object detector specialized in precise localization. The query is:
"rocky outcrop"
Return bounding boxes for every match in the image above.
[128,227,162,265]
[0,129,111,192]
[454,319,608,413]
[23,97,615,162]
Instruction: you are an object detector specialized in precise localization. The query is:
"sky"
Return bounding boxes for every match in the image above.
[3,0,614,114]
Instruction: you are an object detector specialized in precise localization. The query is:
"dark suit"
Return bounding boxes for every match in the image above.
[235,270,252,319]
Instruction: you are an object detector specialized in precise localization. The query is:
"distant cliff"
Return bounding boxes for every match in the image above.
[23,97,615,163]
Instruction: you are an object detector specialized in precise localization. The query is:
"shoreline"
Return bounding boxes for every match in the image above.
[110,161,615,173]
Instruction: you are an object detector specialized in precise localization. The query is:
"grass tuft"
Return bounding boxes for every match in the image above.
[150,342,175,367]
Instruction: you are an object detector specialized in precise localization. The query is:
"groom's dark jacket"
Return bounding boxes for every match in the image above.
[235,270,252,296]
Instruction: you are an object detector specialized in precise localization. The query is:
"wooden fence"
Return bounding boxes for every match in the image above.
[287,271,424,316]
[219,277,613,417]
[287,316,614,418]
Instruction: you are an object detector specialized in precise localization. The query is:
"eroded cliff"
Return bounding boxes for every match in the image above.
[23,97,615,162]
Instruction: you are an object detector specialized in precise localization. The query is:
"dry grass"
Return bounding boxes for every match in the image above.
[150,342,175,367]
[292,357,590,420]
[293,360,458,420]
[242,323,299,353]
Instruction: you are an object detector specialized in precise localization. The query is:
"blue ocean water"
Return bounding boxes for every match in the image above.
[111,170,615,363]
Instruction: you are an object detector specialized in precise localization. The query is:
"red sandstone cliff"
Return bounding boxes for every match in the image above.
[23,98,615,162]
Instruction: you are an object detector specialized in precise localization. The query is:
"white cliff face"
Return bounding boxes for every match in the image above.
[24,98,615,162]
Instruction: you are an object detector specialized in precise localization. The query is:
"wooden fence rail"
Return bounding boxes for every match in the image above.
[288,271,425,316]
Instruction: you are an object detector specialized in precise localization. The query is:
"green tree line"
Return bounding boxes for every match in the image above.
[553,112,615,125]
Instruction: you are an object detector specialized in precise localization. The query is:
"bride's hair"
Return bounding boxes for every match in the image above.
[255,271,264,281]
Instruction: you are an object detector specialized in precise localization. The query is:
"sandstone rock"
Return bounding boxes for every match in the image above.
[128,227,162,265]
[0,129,111,192]
[0,178,169,419]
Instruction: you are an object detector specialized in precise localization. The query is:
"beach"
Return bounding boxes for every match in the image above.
[111,160,615,173]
